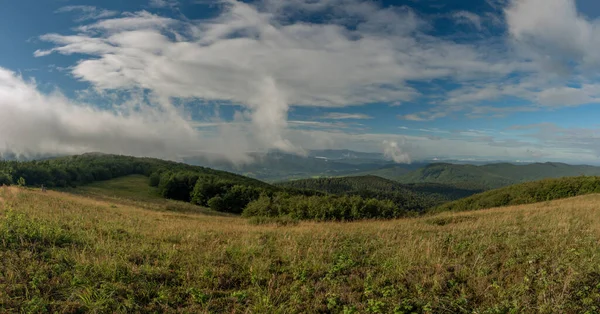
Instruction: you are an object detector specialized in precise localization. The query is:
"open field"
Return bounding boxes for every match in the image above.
[3,183,600,312]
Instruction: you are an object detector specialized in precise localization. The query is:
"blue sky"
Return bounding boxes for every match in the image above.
[2,0,600,164]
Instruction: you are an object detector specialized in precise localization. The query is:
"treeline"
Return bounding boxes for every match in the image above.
[435,176,600,212]
[0,153,268,189]
[243,192,408,221]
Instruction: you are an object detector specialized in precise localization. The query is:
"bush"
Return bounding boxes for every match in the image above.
[242,193,405,221]
[0,172,11,186]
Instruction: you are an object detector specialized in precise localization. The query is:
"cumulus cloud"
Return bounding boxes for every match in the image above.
[382,140,411,164]
[505,0,595,69]
[417,0,600,116]
[33,0,522,157]
[11,0,600,163]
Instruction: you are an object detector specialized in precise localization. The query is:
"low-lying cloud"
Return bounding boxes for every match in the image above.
[0,68,257,162]
[382,140,411,164]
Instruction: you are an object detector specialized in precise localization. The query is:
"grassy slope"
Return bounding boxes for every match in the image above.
[3,186,600,312]
[72,174,162,201]
[62,174,229,216]
[395,162,600,189]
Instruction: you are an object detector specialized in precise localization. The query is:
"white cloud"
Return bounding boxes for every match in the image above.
[13,0,600,163]
[0,67,257,163]
[35,0,520,155]
[55,5,118,22]
[383,140,411,164]
[505,0,595,69]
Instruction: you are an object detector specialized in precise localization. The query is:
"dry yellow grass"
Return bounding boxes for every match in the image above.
[2,187,600,312]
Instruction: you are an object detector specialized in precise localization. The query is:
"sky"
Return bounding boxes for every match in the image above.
[2,0,600,164]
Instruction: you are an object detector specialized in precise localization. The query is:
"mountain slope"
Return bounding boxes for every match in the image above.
[0,153,272,189]
[343,163,427,180]
[276,175,483,211]
[395,162,600,189]
[434,175,600,212]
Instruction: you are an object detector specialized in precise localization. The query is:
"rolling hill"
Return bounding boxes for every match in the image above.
[394,162,600,189]
[0,154,432,219]
[276,175,483,212]
[434,175,600,213]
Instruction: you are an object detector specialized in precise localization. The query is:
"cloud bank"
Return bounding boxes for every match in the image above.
[30,0,522,160]
[3,0,600,163]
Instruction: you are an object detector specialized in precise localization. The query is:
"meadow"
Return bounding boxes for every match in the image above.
[2,178,600,313]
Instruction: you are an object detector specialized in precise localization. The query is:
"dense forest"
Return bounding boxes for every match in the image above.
[435,176,600,212]
[0,154,434,221]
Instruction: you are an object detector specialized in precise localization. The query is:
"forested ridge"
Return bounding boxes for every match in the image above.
[435,176,600,212]
[0,154,429,220]
[276,175,483,212]
[394,162,600,190]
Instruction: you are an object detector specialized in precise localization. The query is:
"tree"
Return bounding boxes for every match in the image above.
[17,177,26,187]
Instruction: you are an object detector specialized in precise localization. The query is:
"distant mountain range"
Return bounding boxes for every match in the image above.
[183,149,400,182]
[5,149,600,190]
[183,149,600,186]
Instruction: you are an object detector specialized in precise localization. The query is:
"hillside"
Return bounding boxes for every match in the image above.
[342,163,427,181]
[435,175,600,212]
[0,154,433,220]
[277,175,482,206]
[395,162,600,189]
[3,185,600,312]
[0,153,271,189]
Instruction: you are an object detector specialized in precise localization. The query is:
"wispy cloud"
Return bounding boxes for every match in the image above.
[55,5,118,22]
[322,112,373,120]
[452,11,483,30]
[148,0,178,8]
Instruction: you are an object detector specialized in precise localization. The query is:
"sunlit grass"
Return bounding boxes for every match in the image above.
[2,185,600,312]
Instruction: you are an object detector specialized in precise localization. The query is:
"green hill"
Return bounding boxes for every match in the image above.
[395,162,600,190]
[0,154,431,220]
[435,175,600,212]
[276,175,483,211]
[0,153,271,189]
